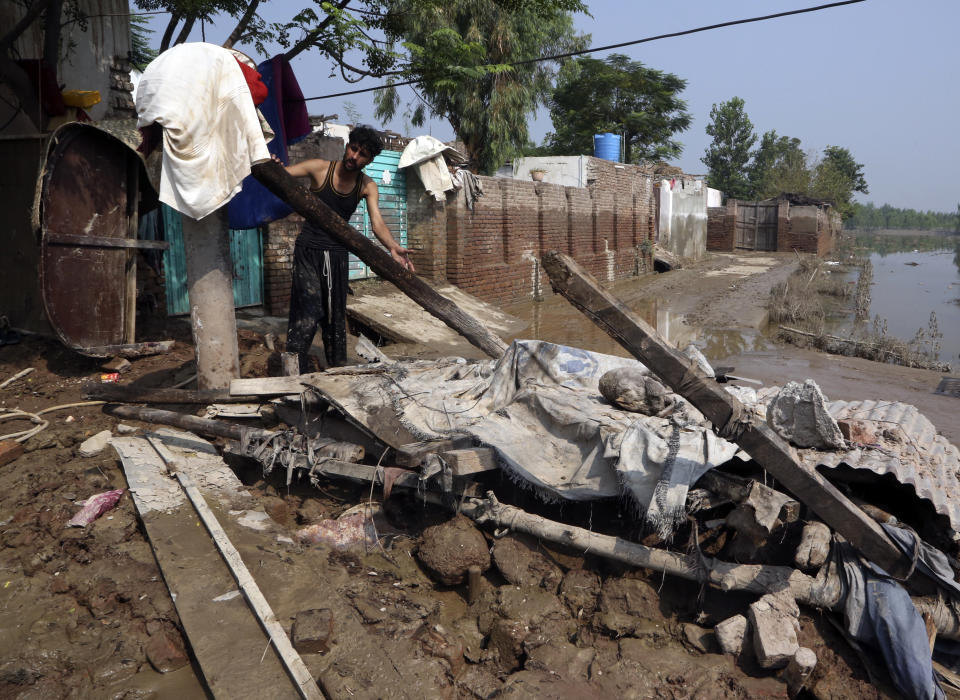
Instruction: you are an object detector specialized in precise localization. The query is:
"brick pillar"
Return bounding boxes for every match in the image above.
[405,171,447,282]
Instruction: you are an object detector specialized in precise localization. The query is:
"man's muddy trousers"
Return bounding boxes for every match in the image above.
[286,242,349,371]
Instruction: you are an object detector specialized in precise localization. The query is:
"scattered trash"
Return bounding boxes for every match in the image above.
[100,373,120,383]
[296,508,379,549]
[66,488,124,527]
[65,415,75,423]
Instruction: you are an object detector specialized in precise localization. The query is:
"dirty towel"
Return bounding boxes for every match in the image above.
[452,168,484,210]
[399,135,464,200]
[135,42,271,219]
[227,54,311,229]
[834,523,955,700]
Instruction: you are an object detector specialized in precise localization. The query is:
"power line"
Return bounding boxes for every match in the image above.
[300,0,866,102]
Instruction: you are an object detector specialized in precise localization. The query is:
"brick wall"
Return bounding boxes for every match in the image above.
[417,157,657,307]
[707,205,733,250]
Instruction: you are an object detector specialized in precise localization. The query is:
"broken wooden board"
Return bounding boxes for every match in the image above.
[231,375,307,397]
[347,282,527,357]
[541,250,912,579]
[112,430,304,699]
[440,448,500,477]
[395,438,474,467]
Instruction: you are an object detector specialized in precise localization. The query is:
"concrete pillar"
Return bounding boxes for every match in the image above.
[181,208,240,389]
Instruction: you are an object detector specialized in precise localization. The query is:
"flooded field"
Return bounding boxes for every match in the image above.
[844,231,960,365]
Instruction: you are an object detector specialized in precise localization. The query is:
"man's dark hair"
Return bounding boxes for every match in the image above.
[348,125,383,159]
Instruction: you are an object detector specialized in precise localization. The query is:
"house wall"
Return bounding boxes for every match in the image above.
[507,156,587,187]
[707,205,733,251]
[403,157,656,307]
[657,179,708,260]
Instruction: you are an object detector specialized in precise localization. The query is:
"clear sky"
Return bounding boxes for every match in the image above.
[142,0,959,212]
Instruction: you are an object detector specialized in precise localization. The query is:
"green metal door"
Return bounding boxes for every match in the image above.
[161,204,264,315]
[347,150,407,280]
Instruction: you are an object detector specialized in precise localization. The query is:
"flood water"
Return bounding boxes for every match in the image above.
[845,232,960,365]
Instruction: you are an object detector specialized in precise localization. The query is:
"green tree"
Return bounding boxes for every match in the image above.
[811,145,868,219]
[373,0,587,173]
[748,130,810,199]
[702,97,756,200]
[129,14,158,70]
[544,53,691,163]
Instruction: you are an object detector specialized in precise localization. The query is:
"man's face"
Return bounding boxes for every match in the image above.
[342,142,373,172]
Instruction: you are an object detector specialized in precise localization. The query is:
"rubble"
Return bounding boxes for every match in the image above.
[416,514,490,585]
[766,379,845,449]
[715,614,750,656]
[77,429,114,457]
[749,592,801,669]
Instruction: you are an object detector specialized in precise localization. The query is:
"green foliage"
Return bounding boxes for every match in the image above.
[809,145,868,218]
[748,130,810,199]
[129,14,158,70]
[846,203,959,232]
[373,0,587,174]
[702,97,756,200]
[543,54,691,163]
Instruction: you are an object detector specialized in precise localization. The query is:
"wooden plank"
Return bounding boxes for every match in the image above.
[146,436,324,700]
[440,448,500,477]
[84,382,259,405]
[112,434,302,699]
[104,404,275,441]
[79,340,175,359]
[46,232,170,250]
[540,250,912,579]
[231,376,306,396]
[251,160,507,359]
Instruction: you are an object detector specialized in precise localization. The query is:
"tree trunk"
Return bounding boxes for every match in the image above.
[251,160,508,359]
[41,0,62,70]
[223,0,261,50]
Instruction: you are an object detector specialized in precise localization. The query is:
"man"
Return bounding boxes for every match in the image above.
[280,125,414,371]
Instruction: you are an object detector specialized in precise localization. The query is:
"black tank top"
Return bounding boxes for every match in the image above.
[298,161,364,251]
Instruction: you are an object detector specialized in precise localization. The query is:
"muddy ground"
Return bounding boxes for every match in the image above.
[0,252,954,698]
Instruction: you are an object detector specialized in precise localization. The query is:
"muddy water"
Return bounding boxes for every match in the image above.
[848,233,960,365]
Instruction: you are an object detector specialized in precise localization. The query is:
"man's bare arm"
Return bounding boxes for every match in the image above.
[364,179,415,272]
[273,155,329,187]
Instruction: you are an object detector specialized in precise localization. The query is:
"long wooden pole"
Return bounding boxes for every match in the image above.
[250,160,508,359]
[540,251,911,579]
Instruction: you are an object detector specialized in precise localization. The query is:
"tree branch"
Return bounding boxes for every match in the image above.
[223,0,261,50]
[0,0,55,53]
[283,0,352,62]
[173,16,196,46]
[159,12,181,52]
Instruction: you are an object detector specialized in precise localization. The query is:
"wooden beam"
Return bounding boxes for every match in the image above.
[540,251,911,579]
[79,340,175,359]
[395,438,474,467]
[104,404,275,442]
[46,232,170,250]
[84,382,258,405]
[440,448,500,477]
[251,160,507,359]
[231,376,306,397]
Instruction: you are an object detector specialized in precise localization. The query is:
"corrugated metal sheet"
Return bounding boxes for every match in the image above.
[801,399,960,534]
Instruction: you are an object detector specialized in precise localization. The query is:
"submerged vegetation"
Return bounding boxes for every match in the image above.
[768,241,951,372]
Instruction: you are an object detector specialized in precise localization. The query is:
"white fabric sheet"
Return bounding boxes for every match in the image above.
[135,42,271,219]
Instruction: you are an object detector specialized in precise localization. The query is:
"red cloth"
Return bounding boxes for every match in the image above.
[14,59,66,116]
[234,57,268,105]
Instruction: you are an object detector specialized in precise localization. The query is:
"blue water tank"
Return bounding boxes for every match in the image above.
[593,133,621,162]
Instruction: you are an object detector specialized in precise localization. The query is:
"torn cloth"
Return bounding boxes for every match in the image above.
[453,168,484,210]
[135,42,271,220]
[834,524,952,700]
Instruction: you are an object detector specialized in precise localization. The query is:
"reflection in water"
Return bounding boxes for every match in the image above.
[854,231,957,257]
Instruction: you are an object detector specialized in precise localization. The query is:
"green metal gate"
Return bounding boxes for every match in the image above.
[347,150,407,280]
[161,204,264,315]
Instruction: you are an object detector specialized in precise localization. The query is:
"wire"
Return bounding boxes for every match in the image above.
[298,0,866,102]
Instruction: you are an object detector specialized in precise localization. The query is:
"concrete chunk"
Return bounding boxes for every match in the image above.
[794,521,832,570]
[766,379,844,449]
[77,430,113,457]
[749,593,800,669]
[781,646,817,696]
[715,614,749,656]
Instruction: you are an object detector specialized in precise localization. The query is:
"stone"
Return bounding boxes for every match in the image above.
[715,614,749,656]
[681,622,719,654]
[77,430,113,458]
[837,419,877,446]
[416,514,490,585]
[116,424,138,435]
[683,343,715,378]
[292,608,334,654]
[749,592,800,669]
[794,521,832,570]
[524,639,595,680]
[766,380,844,449]
[491,535,564,592]
[101,357,132,373]
[781,646,817,696]
[598,367,674,415]
[597,577,670,640]
[145,630,189,673]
